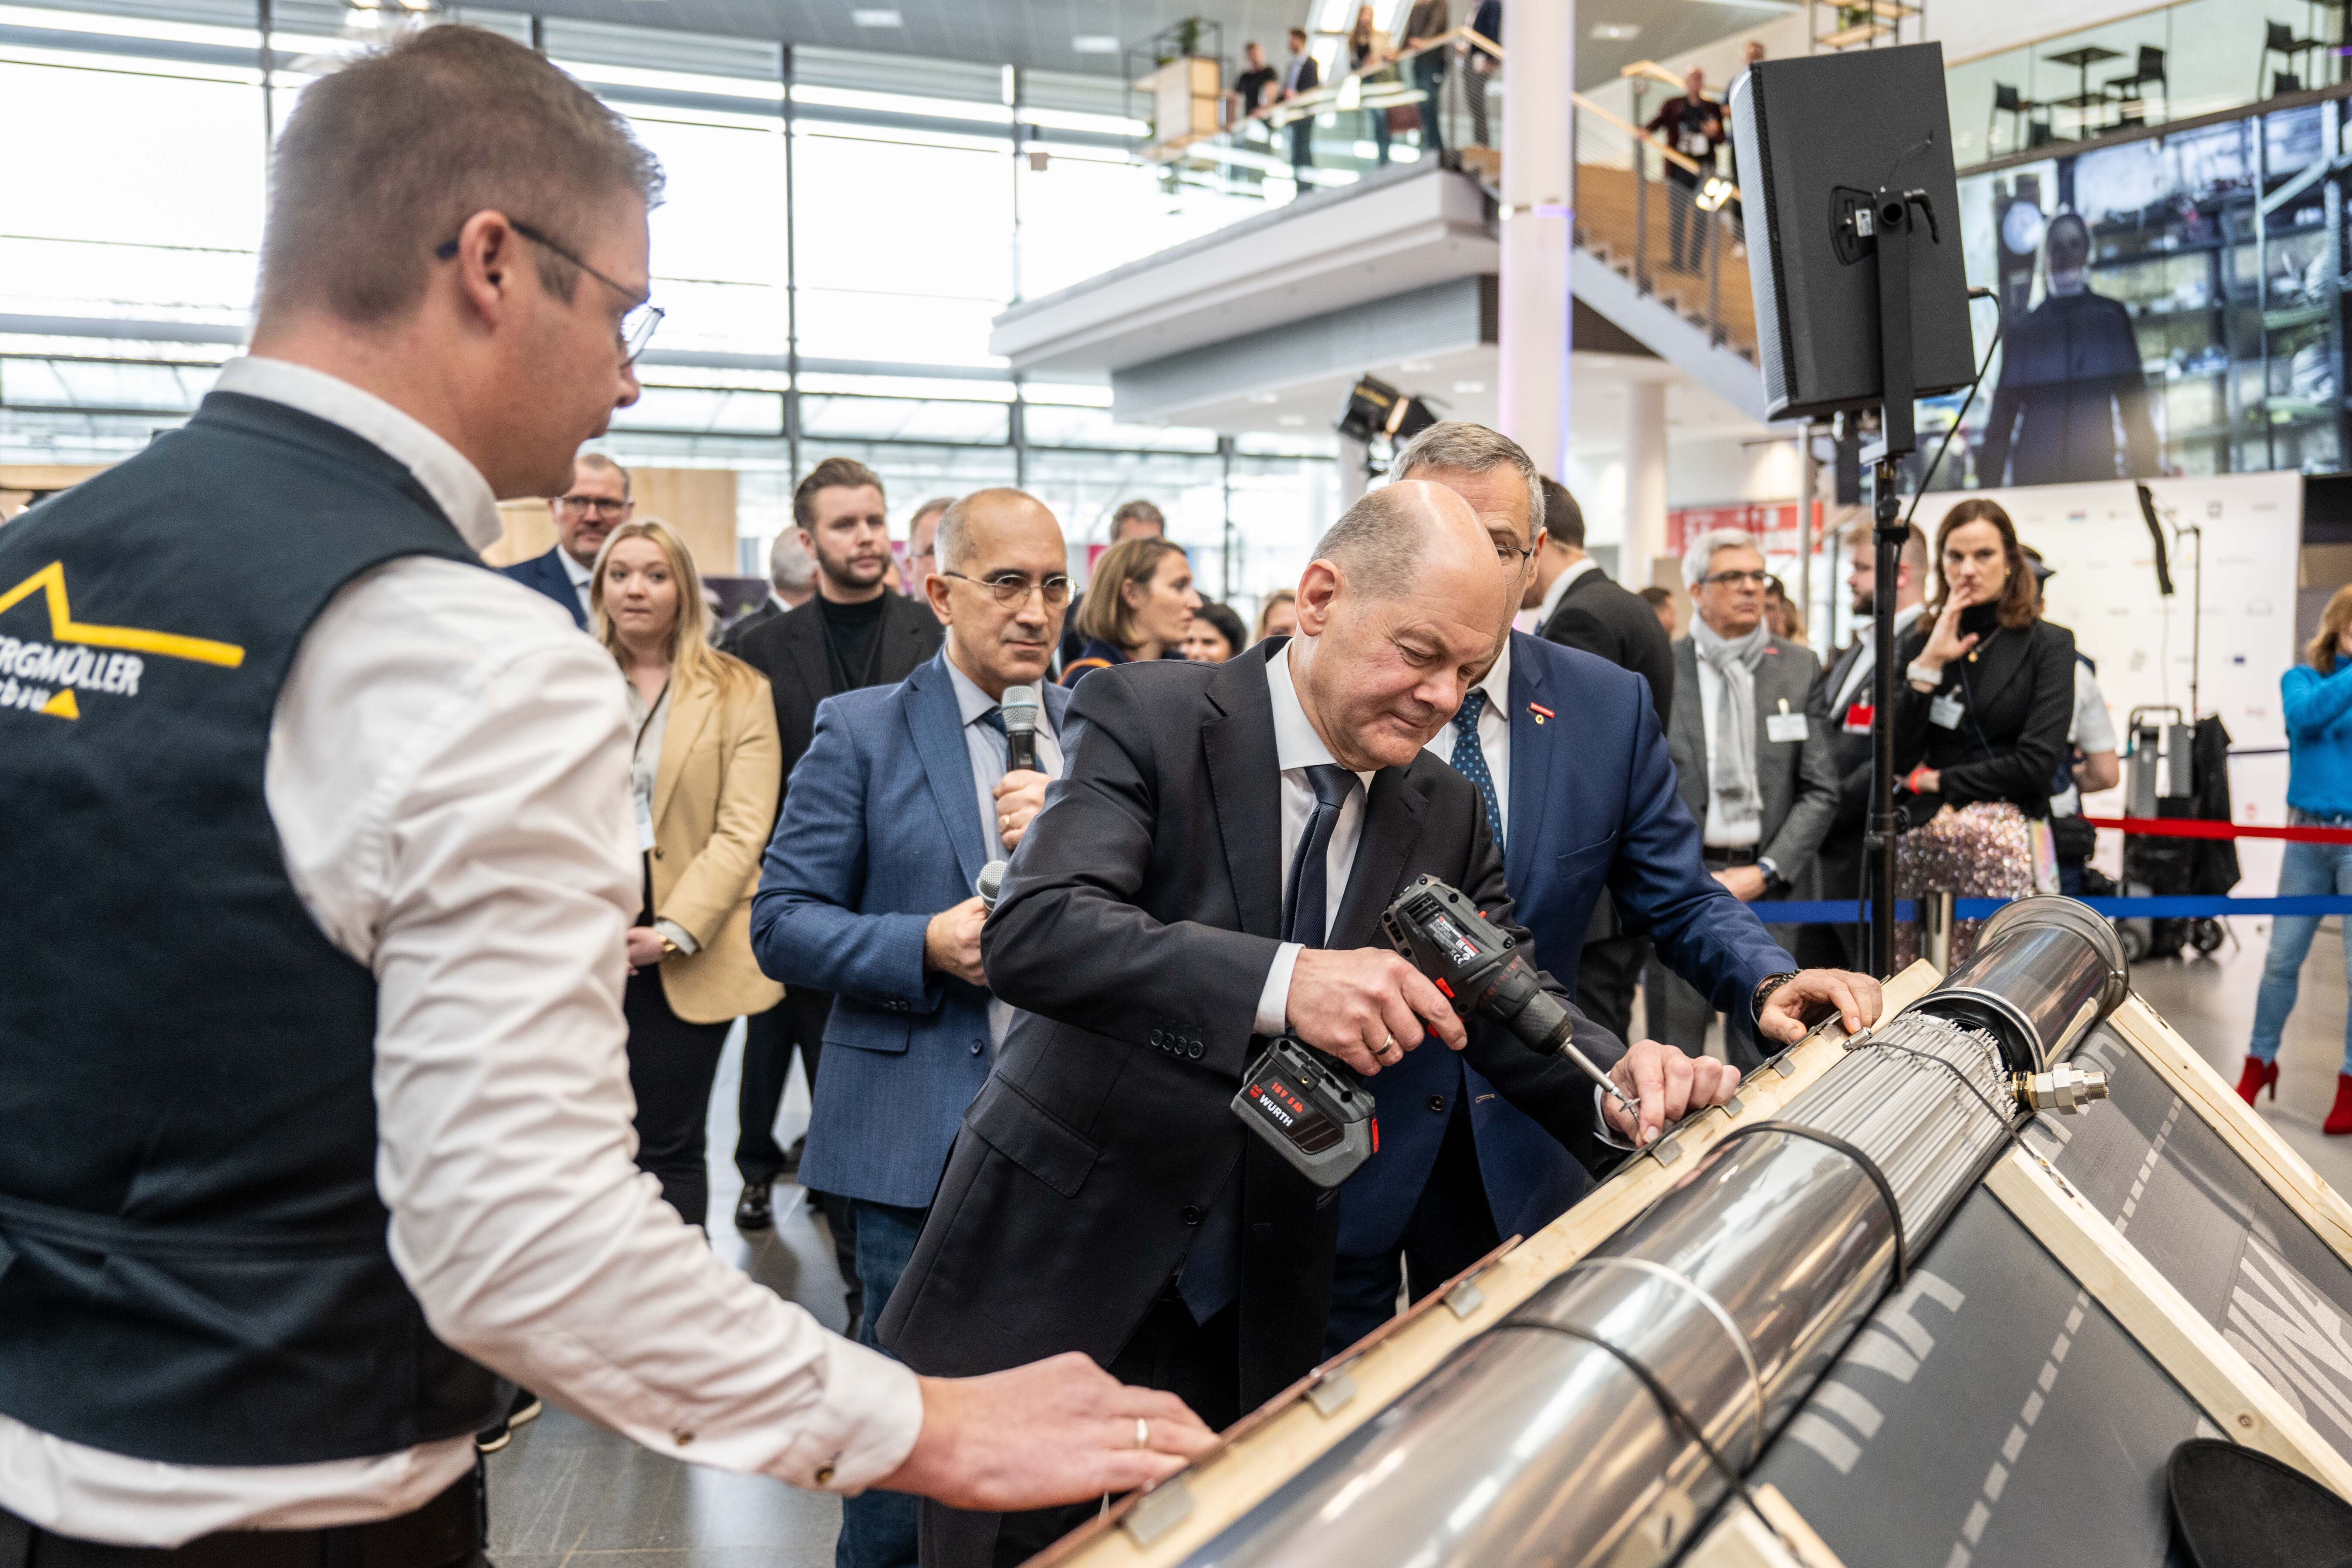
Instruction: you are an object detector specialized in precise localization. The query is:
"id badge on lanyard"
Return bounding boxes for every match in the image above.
[1930,690,1966,730]
[1843,701,1873,736]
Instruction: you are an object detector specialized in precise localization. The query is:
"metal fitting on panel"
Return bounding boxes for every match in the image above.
[2012,1062,2110,1115]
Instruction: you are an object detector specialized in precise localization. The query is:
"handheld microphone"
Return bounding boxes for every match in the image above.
[976,859,1008,912]
[999,684,1041,774]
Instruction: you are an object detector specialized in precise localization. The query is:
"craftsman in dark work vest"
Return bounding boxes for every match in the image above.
[0,24,1209,1568]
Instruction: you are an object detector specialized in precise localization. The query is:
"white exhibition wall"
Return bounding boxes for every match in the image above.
[1959,471,2304,890]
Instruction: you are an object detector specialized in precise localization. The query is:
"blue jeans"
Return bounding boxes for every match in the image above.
[2250,811,2352,1074]
[835,1198,928,1568]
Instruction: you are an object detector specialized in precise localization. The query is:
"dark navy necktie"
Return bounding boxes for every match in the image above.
[1450,689,1504,850]
[1281,764,1359,946]
[1182,763,1355,1328]
[977,706,1005,739]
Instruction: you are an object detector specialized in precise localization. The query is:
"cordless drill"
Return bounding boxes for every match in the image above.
[1381,875,1639,1118]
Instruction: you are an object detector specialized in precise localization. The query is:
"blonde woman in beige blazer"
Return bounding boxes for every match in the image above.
[593,518,783,1228]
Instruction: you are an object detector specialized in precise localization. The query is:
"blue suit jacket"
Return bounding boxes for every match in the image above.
[1339,632,1791,1253]
[750,651,1079,1210]
[500,546,586,629]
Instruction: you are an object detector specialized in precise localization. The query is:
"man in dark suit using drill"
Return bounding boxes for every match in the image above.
[880,481,1742,1567]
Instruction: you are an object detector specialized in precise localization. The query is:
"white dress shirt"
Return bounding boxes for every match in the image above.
[2049,662,2117,819]
[560,544,595,619]
[1420,636,1512,831]
[1693,656,1763,849]
[944,651,1066,1050]
[0,357,922,1548]
[1251,642,1375,1036]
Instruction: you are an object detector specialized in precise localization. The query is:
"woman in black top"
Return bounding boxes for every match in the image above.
[1892,498,2076,960]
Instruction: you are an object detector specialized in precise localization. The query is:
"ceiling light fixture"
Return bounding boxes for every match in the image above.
[1590,23,1640,41]
[1071,34,1119,54]
[850,8,901,27]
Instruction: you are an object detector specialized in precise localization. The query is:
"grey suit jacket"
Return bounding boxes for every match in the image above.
[1666,634,1839,885]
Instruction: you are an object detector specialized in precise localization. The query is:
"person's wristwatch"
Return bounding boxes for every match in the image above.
[1754,856,1781,890]
[1751,971,1799,1023]
[1906,659,1942,691]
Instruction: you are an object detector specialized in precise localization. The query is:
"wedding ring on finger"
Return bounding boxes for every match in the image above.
[1134,1417,1149,1450]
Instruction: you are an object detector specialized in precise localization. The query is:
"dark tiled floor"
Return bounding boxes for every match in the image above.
[486,928,2352,1563]
[487,1023,849,1567]
[2129,918,2352,1195]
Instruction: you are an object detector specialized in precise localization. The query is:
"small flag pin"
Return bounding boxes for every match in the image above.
[1528,702,1553,725]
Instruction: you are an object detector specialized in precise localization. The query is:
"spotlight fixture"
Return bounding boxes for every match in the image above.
[1335,375,1437,446]
[1694,175,1735,213]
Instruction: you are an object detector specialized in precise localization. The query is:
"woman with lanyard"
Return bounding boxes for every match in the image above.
[2240,584,2352,1131]
[1061,535,1202,686]
[1892,498,2077,965]
[597,518,784,1228]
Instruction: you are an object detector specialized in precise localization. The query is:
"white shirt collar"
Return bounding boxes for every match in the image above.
[559,549,595,588]
[213,356,504,554]
[1470,634,1512,708]
[1538,554,1601,625]
[1267,642,1374,789]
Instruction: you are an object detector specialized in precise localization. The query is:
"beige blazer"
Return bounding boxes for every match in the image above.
[648,652,785,1024]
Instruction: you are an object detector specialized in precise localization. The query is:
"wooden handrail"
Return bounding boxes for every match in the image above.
[1573,90,1740,195]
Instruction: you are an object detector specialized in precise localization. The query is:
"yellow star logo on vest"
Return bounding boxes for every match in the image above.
[0,561,245,720]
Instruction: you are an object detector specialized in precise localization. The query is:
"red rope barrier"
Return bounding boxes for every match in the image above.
[2081,816,2352,844]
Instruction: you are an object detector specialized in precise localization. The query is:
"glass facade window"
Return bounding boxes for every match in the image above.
[0,2,1337,608]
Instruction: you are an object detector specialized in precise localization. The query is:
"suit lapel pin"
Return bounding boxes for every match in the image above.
[1528,702,1553,725]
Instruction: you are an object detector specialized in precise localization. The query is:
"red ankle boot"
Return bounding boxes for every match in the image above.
[2327,1076,2352,1137]
[2238,1056,2279,1105]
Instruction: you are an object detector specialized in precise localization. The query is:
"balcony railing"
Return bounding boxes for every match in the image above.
[1947,0,2350,169]
[1145,24,1499,196]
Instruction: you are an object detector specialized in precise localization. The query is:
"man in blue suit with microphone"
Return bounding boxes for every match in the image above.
[1325,425,1882,1353]
[752,487,1079,1568]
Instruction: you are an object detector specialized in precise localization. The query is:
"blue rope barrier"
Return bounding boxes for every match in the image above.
[1743,895,2352,925]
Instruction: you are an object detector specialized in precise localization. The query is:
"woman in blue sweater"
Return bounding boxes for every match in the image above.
[2243,584,2352,1130]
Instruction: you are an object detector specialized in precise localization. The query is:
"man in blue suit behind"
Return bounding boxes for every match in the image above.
[1324,425,1883,1353]
[752,487,1079,1568]
[498,451,629,628]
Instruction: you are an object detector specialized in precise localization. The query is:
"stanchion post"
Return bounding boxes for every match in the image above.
[1865,184,1918,980]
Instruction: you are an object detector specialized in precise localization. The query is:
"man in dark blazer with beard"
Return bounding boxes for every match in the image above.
[878,482,1740,1568]
[727,456,940,1281]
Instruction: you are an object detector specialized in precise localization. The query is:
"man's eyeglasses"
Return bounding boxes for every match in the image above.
[434,220,663,363]
[939,571,1073,608]
[557,494,631,519]
[1702,569,1770,589]
[1494,541,1535,573]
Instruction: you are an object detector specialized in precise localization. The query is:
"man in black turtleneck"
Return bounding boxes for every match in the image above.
[730,456,942,1284]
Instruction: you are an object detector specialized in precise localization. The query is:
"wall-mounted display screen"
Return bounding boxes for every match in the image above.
[1932,98,2344,491]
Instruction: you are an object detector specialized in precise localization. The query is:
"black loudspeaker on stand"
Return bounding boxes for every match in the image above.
[1730,43,1980,977]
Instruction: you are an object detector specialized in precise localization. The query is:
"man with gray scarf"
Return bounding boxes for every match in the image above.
[1654,528,1838,1068]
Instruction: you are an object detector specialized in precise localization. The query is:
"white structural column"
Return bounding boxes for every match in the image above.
[1625,379,1669,591]
[1497,0,1573,481]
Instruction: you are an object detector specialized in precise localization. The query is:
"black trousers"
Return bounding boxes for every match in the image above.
[1288,116,1313,172]
[735,987,833,1185]
[1,1465,485,1566]
[1798,836,1866,972]
[1575,932,1649,1046]
[624,962,730,1230]
[1666,171,1706,271]
[919,1295,1242,1568]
